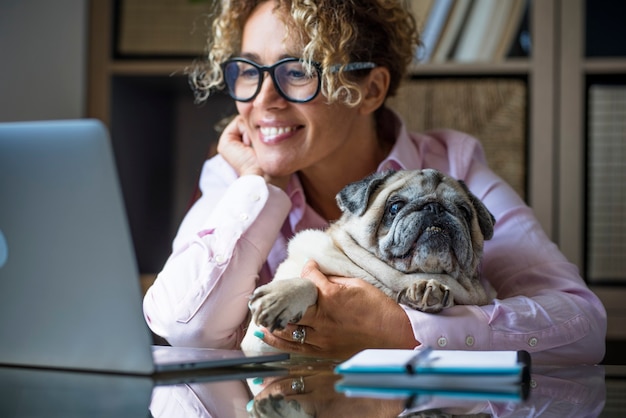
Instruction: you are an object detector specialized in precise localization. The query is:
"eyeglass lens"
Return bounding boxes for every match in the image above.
[224,60,319,102]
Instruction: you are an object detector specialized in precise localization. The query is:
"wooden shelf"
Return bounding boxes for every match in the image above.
[409,59,531,76]
[558,0,626,340]
[110,60,195,76]
[584,58,626,74]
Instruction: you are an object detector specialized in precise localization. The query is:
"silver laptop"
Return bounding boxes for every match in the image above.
[0,119,288,375]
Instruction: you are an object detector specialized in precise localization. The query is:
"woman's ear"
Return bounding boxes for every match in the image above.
[359,67,391,115]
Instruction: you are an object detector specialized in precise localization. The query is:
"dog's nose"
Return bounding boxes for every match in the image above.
[423,202,445,215]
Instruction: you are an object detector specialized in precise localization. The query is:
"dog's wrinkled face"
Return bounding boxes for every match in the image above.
[335,169,495,279]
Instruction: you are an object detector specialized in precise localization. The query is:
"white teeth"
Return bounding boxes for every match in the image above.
[426,226,442,233]
[260,126,295,137]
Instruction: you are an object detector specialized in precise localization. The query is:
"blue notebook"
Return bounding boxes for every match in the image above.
[335,348,530,395]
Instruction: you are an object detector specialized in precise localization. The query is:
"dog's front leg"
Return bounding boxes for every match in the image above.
[249,278,318,331]
[396,276,453,313]
[397,273,491,313]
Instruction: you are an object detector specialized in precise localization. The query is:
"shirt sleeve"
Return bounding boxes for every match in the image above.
[143,156,292,349]
[150,380,251,418]
[405,130,607,365]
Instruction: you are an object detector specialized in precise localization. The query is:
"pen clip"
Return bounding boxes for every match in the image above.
[405,346,433,375]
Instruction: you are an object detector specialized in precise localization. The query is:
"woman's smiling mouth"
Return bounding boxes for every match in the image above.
[259,125,301,143]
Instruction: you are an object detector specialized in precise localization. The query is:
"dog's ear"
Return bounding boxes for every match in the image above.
[336,170,396,216]
[458,180,496,240]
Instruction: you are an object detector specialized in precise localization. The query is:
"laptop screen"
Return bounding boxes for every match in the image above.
[0,119,155,374]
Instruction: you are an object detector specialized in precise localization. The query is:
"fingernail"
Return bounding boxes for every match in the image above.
[253,330,264,340]
[252,377,264,385]
[246,399,254,412]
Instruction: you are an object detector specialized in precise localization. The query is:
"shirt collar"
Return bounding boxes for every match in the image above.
[286,174,306,230]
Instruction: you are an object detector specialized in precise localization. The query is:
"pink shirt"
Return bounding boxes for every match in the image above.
[143,114,606,364]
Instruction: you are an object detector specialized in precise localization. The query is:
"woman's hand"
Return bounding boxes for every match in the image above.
[217,115,289,190]
[259,260,420,359]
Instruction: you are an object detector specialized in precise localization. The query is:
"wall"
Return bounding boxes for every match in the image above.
[0,0,87,122]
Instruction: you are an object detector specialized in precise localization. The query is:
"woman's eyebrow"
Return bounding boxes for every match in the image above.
[239,52,260,61]
[238,52,300,63]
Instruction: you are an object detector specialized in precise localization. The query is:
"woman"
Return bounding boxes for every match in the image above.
[143,0,606,364]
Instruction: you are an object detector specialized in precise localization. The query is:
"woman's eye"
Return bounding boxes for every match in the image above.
[240,68,259,79]
[287,69,307,79]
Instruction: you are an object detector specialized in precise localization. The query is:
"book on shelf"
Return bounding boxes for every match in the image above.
[452,0,499,62]
[507,4,531,58]
[418,0,528,63]
[586,85,626,282]
[492,0,528,61]
[415,0,454,62]
[408,0,435,28]
[475,0,516,61]
[430,0,473,63]
[334,348,531,397]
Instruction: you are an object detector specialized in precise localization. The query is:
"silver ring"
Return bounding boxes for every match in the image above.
[291,326,306,344]
[291,376,305,393]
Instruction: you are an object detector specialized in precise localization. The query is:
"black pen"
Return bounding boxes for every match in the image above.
[405,346,433,375]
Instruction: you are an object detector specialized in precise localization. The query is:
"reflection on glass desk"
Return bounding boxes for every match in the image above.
[1,361,625,417]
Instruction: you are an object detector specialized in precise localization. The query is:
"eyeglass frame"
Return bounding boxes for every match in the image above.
[221,57,377,103]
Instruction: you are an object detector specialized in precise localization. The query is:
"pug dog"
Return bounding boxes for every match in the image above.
[241,169,495,353]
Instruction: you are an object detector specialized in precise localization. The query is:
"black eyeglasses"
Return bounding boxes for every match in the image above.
[222,57,376,103]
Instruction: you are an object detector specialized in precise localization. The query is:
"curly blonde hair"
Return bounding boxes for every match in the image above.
[189,0,419,106]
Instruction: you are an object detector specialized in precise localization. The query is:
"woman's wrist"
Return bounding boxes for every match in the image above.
[386,305,420,349]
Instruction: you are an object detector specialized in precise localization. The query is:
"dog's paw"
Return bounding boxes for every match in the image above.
[249,278,317,331]
[397,279,453,313]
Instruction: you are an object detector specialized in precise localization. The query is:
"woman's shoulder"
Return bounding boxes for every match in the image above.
[406,129,488,179]
[412,129,486,158]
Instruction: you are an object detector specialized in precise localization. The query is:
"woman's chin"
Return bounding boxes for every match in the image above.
[259,161,299,179]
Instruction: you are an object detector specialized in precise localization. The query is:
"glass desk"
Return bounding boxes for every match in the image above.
[1,360,624,417]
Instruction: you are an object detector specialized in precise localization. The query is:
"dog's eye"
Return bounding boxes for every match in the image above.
[458,204,473,223]
[387,200,405,217]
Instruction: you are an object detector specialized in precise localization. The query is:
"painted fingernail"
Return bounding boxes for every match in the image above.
[252,377,264,385]
[246,399,254,412]
[253,330,265,340]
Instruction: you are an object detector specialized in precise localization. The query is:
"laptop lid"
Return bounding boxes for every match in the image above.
[0,119,155,374]
[0,119,289,376]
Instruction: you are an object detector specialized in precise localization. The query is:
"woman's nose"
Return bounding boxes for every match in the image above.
[253,73,286,108]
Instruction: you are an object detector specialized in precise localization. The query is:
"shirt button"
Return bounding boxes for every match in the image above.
[528,337,538,347]
[465,335,475,347]
[239,213,249,221]
[437,337,448,347]
[214,254,226,264]
[250,194,261,202]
